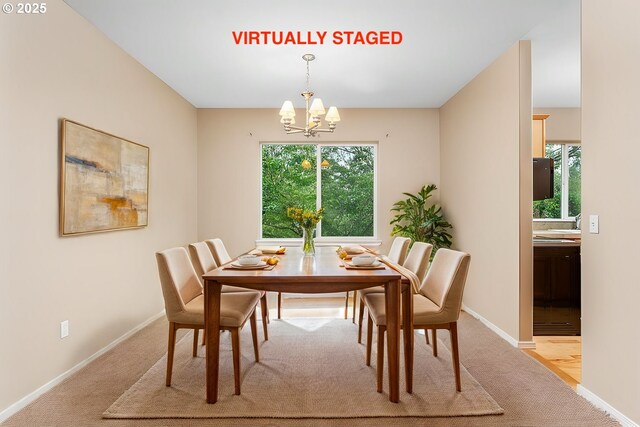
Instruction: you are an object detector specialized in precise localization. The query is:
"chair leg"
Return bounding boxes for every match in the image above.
[231,328,241,395]
[358,298,365,343]
[250,311,260,363]
[425,328,430,345]
[450,322,461,392]
[344,292,349,319]
[366,314,373,366]
[192,328,199,357]
[432,329,438,357]
[260,294,269,341]
[376,326,385,393]
[277,292,282,319]
[352,290,358,323]
[166,322,176,386]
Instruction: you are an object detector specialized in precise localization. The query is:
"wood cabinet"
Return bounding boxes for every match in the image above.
[532,114,550,157]
[533,245,581,335]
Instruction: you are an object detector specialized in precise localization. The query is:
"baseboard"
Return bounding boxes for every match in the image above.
[577,385,639,427]
[0,310,166,424]
[462,304,535,349]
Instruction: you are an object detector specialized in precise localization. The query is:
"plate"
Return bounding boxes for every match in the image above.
[344,260,384,269]
[229,261,269,269]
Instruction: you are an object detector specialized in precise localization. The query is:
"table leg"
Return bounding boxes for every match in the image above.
[205,280,222,403]
[385,279,401,403]
[402,286,414,393]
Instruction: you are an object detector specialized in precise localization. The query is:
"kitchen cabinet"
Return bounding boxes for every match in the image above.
[533,244,581,335]
[532,114,550,157]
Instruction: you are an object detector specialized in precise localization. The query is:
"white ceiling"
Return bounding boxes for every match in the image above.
[64,0,580,108]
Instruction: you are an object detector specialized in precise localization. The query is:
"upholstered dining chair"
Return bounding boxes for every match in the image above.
[156,247,261,395]
[356,241,432,343]
[189,241,270,340]
[347,237,412,324]
[207,238,287,320]
[363,248,471,393]
[387,236,412,265]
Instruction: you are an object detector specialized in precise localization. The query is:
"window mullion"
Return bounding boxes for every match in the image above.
[316,144,322,237]
[561,144,569,219]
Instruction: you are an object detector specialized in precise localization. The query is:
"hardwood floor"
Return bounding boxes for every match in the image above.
[524,336,581,389]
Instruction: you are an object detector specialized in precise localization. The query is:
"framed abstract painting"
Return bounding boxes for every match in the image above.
[60,119,149,236]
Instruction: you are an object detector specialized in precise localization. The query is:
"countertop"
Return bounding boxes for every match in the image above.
[533,229,581,247]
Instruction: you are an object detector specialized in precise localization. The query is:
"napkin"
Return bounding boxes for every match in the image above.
[341,245,366,255]
[255,246,286,254]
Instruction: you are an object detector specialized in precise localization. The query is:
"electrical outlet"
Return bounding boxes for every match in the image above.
[589,214,599,234]
[60,320,69,339]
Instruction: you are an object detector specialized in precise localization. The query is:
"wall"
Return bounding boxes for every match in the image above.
[440,41,532,343]
[197,109,440,257]
[0,0,197,414]
[533,107,581,141]
[581,0,640,423]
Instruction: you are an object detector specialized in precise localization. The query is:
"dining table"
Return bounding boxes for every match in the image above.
[202,246,414,403]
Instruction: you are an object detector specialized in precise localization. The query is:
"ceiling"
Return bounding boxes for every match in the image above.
[64,0,580,108]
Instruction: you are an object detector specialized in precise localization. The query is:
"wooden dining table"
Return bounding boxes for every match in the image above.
[203,246,414,403]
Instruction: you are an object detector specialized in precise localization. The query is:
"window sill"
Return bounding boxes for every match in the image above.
[255,238,382,248]
[533,218,576,223]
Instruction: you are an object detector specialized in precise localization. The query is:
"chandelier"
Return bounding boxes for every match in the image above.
[279,54,340,138]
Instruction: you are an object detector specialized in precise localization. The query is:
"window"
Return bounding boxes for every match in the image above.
[533,143,581,219]
[261,143,376,239]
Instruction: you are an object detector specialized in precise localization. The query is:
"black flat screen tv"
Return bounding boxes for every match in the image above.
[533,157,554,201]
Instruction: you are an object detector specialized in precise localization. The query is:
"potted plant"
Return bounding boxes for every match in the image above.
[389,184,452,257]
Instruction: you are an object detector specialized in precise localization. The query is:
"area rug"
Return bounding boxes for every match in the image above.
[103,318,503,419]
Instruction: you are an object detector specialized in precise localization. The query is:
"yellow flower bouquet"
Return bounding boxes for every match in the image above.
[287,207,324,255]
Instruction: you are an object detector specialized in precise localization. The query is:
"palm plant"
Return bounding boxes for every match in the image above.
[390,184,453,257]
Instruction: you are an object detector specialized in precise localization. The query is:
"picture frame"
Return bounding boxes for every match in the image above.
[60,119,150,236]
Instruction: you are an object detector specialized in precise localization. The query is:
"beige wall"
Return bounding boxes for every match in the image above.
[197,109,440,257]
[0,0,197,413]
[440,42,532,342]
[581,0,640,423]
[533,107,581,141]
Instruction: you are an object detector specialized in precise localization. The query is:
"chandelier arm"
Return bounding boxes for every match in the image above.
[285,129,306,134]
[311,128,335,133]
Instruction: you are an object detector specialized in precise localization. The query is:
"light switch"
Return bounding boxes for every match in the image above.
[589,215,599,234]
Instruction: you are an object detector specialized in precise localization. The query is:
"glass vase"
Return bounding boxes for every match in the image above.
[302,226,316,256]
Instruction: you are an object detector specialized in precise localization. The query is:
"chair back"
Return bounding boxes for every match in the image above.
[402,242,433,282]
[419,248,471,322]
[205,238,232,266]
[387,237,411,264]
[188,242,218,285]
[156,247,203,323]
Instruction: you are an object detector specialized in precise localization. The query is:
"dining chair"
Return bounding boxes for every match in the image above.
[189,241,270,340]
[207,238,289,320]
[156,247,261,395]
[363,248,471,393]
[348,237,412,324]
[388,236,412,265]
[356,241,432,343]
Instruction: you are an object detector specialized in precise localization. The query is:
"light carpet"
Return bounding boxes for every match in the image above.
[104,318,503,419]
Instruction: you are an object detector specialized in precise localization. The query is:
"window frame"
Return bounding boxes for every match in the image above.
[258,141,379,245]
[533,141,581,221]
